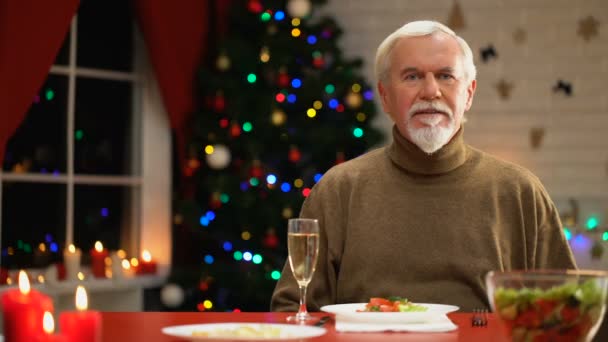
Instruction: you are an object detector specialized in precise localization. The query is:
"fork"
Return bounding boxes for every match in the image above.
[471,308,488,327]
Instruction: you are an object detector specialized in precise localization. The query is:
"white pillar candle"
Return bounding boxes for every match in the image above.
[63,244,82,281]
[109,252,124,280]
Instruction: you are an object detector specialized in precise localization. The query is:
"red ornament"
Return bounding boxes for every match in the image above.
[288,146,301,163]
[249,161,264,178]
[277,72,290,87]
[214,92,225,112]
[263,229,279,248]
[313,57,324,68]
[336,151,345,165]
[247,0,263,13]
[219,118,229,128]
[230,123,241,137]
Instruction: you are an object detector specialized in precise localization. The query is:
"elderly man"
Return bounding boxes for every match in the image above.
[271,20,576,312]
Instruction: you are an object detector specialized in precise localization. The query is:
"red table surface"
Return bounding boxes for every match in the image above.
[100,312,505,342]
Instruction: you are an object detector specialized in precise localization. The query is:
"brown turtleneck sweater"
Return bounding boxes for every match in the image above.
[270,126,577,312]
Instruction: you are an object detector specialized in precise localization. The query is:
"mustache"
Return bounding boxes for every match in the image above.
[407,101,453,118]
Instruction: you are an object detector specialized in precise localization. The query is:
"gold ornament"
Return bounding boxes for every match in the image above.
[282,207,293,219]
[271,109,287,126]
[530,127,545,149]
[216,53,231,71]
[578,16,600,41]
[495,79,513,100]
[345,92,363,109]
[447,0,466,31]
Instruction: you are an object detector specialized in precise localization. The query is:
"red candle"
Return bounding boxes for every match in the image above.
[1,271,54,342]
[137,249,157,275]
[89,241,108,278]
[60,286,102,342]
[35,311,67,342]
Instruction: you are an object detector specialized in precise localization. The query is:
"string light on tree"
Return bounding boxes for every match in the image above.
[216,53,231,71]
[205,144,231,170]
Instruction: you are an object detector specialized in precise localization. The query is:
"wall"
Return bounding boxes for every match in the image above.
[319,0,608,268]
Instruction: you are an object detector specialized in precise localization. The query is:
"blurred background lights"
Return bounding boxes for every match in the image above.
[75,130,84,141]
[205,211,216,221]
[291,28,301,37]
[307,35,317,44]
[563,228,572,241]
[328,99,338,109]
[45,89,55,101]
[233,251,243,261]
[220,193,230,203]
[271,270,281,280]
[204,255,214,264]
[243,252,253,261]
[313,100,322,109]
[314,173,323,182]
[291,18,300,26]
[241,231,251,240]
[203,300,213,309]
[306,108,316,118]
[274,11,285,20]
[352,83,362,92]
[246,73,257,83]
[291,79,301,88]
[249,177,259,186]
[364,90,374,100]
[266,174,277,184]
[100,208,109,217]
[200,216,210,227]
[280,182,291,192]
[324,84,335,94]
[242,122,253,132]
[204,145,214,154]
[260,12,271,21]
[287,94,297,103]
[586,216,599,229]
[294,179,304,188]
[222,241,233,251]
[252,254,263,264]
[603,232,608,241]
[353,127,364,138]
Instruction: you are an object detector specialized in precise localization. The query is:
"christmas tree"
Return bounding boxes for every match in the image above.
[171,0,384,312]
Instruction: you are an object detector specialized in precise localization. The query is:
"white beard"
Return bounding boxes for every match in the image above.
[406,101,456,154]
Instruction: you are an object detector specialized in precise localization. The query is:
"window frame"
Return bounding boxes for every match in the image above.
[0,15,171,273]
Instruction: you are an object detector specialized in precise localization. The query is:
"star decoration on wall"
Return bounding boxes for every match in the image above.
[480,45,497,63]
[578,16,600,41]
[530,127,545,150]
[495,79,513,100]
[553,80,573,96]
[513,28,527,44]
[447,0,466,31]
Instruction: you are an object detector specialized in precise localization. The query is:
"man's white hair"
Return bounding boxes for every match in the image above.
[374,20,477,83]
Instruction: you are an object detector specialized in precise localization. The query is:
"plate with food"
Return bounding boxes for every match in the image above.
[161,322,326,341]
[321,297,459,324]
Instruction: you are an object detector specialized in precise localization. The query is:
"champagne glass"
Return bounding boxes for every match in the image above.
[286,218,320,323]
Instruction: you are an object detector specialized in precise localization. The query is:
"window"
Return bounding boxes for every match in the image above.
[0,0,171,273]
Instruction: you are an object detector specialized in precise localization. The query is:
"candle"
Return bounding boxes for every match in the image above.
[121,259,136,278]
[36,311,66,342]
[137,250,158,275]
[1,270,54,342]
[63,244,82,281]
[60,286,102,342]
[109,252,124,280]
[89,241,108,278]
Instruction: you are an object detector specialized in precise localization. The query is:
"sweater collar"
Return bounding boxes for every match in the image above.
[387,125,468,175]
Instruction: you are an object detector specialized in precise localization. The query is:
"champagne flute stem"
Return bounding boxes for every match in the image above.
[297,284,309,318]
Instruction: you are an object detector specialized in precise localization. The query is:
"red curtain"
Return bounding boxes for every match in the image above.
[0,0,79,164]
[0,0,230,175]
[132,0,230,178]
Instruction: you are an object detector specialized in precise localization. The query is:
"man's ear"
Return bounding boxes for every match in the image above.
[464,79,477,111]
[377,81,389,114]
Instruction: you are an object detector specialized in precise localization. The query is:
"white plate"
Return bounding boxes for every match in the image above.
[321,303,459,324]
[161,323,327,341]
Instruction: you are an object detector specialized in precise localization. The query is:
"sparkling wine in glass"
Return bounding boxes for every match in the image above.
[286,218,320,323]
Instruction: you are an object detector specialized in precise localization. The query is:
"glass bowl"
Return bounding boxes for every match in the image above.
[486,270,608,342]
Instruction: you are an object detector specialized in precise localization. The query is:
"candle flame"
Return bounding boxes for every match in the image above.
[122,259,131,270]
[130,258,139,267]
[94,241,103,252]
[117,249,127,259]
[18,270,30,295]
[68,244,76,253]
[38,275,45,284]
[76,285,88,311]
[39,243,46,252]
[142,250,152,262]
[77,272,85,280]
[43,311,54,334]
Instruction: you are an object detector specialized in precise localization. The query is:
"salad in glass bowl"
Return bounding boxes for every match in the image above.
[486,269,608,342]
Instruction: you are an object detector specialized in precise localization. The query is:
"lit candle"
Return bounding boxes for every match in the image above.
[89,241,108,278]
[63,244,82,281]
[121,259,136,278]
[137,249,157,275]
[109,251,124,280]
[36,311,66,342]
[1,270,54,342]
[60,286,102,342]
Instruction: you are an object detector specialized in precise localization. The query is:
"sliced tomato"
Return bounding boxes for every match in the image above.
[368,297,392,307]
[379,304,394,312]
